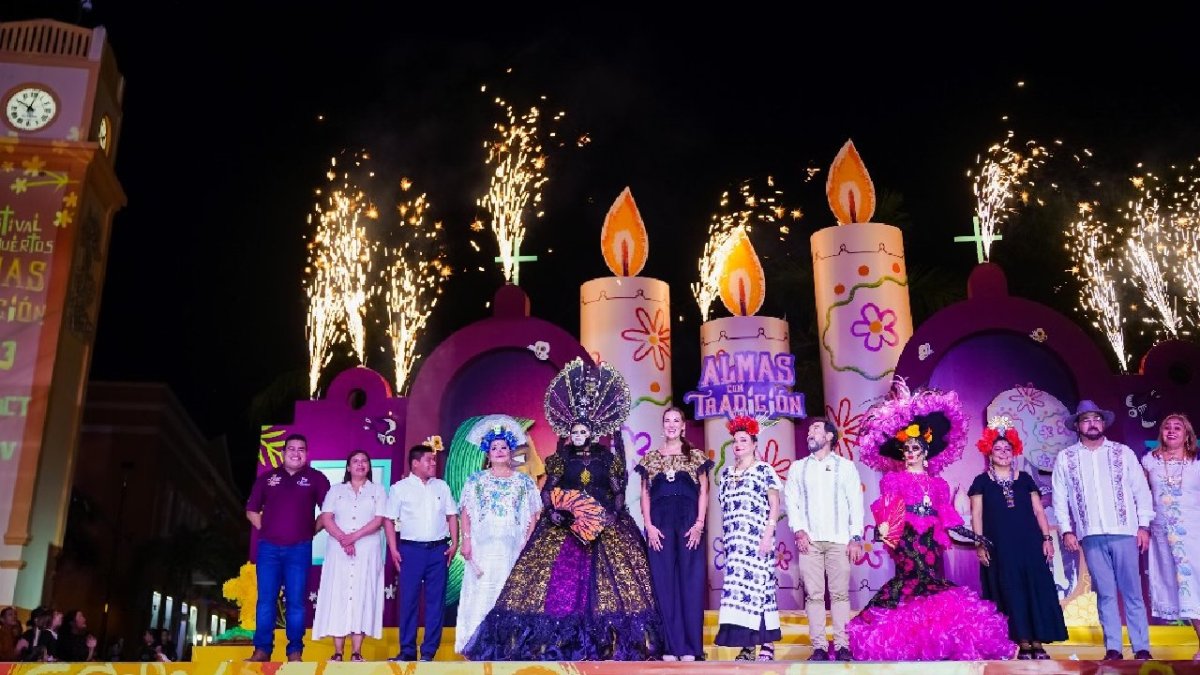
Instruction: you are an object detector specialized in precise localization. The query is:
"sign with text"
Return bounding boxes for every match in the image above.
[683,350,806,420]
[0,154,80,523]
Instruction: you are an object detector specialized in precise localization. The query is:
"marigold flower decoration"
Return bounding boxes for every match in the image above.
[726,415,760,436]
[221,562,258,630]
[425,435,444,453]
[975,416,1024,456]
[893,423,933,444]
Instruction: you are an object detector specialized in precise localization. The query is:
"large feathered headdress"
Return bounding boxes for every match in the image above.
[544,357,631,438]
[859,378,967,476]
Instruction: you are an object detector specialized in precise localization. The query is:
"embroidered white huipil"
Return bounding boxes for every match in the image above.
[1051,439,1153,539]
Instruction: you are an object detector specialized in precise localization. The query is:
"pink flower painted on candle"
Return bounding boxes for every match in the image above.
[775,541,794,571]
[849,302,899,352]
[826,397,864,460]
[758,438,791,484]
[621,307,671,370]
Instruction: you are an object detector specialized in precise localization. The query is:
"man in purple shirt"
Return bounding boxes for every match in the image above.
[245,434,330,662]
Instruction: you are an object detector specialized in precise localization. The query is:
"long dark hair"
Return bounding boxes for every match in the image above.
[341,450,373,483]
[663,406,703,462]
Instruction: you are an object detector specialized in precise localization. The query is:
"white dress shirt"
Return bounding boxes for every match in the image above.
[784,451,864,544]
[1051,438,1154,538]
[385,474,458,541]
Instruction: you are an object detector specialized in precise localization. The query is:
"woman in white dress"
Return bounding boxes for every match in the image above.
[454,422,541,653]
[715,415,783,662]
[313,450,387,661]
[1142,413,1200,659]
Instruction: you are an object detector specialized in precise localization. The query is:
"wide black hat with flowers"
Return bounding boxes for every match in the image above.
[859,378,968,476]
[878,411,953,461]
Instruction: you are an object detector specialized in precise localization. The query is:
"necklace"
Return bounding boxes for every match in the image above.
[989,467,1017,508]
[1161,454,1187,488]
[907,471,933,506]
[574,450,600,486]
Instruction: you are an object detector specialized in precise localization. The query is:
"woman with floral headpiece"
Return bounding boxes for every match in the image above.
[453,418,542,654]
[462,358,663,661]
[714,414,783,662]
[969,419,1067,660]
[847,383,1016,661]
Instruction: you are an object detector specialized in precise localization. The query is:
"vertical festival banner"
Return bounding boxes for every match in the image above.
[810,141,914,606]
[0,148,82,594]
[580,189,671,529]
[687,230,806,610]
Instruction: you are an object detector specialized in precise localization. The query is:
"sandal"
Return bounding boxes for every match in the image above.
[735,647,756,661]
[1016,645,1034,660]
[757,644,775,662]
[350,653,365,662]
[329,654,343,662]
[1033,646,1050,660]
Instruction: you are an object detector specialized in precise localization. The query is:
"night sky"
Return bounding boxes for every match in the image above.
[5,4,1199,494]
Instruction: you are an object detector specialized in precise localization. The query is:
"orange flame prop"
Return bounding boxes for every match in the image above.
[600,187,649,276]
[718,228,765,316]
[826,139,876,225]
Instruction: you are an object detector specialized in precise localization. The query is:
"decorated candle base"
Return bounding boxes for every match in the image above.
[580,276,672,529]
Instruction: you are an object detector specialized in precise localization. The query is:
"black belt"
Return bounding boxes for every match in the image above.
[906,504,938,517]
[399,538,450,548]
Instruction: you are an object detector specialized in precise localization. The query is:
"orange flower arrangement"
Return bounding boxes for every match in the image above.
[894,423,933,444]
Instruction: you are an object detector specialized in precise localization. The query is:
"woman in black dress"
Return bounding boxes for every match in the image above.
[968,419,1068,659]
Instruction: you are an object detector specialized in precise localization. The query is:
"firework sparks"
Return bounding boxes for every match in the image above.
[477,96,550,285]
[967,133,1049,260]
[691,178,797,321]
[309,154,376,378]
[384,181,449,394]
[1116,171,1187,338]
[304,225,345,397]
[1068,208,1129,371]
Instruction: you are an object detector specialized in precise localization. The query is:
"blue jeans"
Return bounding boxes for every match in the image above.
[254,540,312,655]
[1081,534,1150,652]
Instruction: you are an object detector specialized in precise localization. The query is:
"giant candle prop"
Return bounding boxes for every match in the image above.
[689,228,805,610]
[580,188,671,528]
[810,140,914,605]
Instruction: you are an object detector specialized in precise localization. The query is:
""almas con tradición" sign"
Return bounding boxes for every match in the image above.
[683,351,806,420]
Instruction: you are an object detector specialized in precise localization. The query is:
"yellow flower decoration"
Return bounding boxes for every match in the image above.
[425,435,444,453]
[222,562,258,630]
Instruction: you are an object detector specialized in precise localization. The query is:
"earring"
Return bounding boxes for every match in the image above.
[923,459,929,468]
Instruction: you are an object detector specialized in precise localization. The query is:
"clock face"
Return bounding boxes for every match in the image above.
[5,86,59,132]
[98,115,111,152]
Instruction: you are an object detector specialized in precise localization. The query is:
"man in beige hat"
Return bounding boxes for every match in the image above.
[1051,400,1154,661]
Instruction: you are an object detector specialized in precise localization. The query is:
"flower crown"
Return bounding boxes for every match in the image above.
[480,425,520,453]
[976,416,1024,456]
[894,423,933,444]
[726,415,760,436]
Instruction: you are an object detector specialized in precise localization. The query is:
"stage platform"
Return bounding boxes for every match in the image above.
[3,659,1200,674]
[8,612,1187,674]
[188,611,1200,665]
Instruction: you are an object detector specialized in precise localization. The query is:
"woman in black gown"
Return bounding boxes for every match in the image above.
[968,419,1068,660]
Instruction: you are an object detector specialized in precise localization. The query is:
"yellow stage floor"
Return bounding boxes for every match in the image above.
[185,611,1200,666]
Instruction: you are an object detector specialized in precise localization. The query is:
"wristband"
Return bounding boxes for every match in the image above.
[1042,534,1052,542]
[850,535,863,543]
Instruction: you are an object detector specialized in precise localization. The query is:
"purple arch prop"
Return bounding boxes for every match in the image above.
[404,284,592,470]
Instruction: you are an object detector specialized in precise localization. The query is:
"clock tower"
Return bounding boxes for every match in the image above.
[0,18,126,609]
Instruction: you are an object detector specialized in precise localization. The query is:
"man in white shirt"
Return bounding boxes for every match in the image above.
[384,444,459,662]
[784,418,864,662]
[1051,400,1154,661]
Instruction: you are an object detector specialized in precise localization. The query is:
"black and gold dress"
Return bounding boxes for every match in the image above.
[462,442,664,660]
